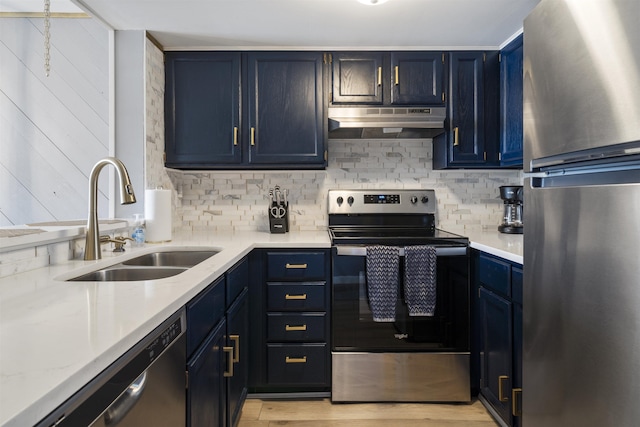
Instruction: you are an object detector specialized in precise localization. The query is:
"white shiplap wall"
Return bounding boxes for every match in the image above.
[0,17,110,226]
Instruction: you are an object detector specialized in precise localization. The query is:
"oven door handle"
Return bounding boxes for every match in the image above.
[335,245,467,257]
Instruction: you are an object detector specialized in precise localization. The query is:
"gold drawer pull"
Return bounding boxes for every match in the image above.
[285,293,307,300]
[285,356,307,364]
[453,127,460,146]
[285,263,307,269]
[250,127,256,146]
[285,324,307,331]
[223,347,234,377]
[498,375,509,402]
[229,334,240,363]
[377,66,382,86]
[233,126,238,146]
[512,388,522,416]
[395,65,399,85]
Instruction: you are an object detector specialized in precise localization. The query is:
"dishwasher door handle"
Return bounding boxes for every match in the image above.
[335,246,467,257]
[103,371,148,425]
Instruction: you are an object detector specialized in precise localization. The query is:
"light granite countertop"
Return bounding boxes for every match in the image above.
[464,229,523,265]
[0,227,522,427]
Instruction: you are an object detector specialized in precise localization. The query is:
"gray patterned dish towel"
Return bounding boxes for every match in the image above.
[404,245,437,316]
[366,245,399,322]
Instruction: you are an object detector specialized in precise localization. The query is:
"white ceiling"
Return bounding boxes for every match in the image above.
[4,0,541,50]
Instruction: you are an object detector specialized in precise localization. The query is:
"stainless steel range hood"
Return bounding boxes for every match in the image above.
[328,106,446,139]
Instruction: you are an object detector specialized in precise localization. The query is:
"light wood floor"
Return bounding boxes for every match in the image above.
[238,398,500,427]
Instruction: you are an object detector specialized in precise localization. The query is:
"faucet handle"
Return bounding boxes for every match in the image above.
[100,235,133,252]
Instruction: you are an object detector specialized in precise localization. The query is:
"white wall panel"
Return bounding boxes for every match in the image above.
[0,17,109,225]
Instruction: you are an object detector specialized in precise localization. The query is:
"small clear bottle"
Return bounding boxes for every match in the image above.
[132,214,146,247]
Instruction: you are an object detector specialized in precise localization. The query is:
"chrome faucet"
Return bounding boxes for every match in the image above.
[84,157,137,260]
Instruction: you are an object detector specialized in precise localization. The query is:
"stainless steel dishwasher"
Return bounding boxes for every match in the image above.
[37,309,186,427]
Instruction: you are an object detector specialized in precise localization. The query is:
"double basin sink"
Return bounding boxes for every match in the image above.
[68,249,219,282]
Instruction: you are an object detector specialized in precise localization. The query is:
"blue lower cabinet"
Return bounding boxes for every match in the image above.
[186,256,251,427]
[474,250,523,427]
[226,288,249,427]
[479,287,513,424]
[267,313,326,342]
[187,319,227,427]
[267,344,329,386]
[249,249,331,393]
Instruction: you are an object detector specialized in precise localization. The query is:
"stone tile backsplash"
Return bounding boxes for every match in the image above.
[163,140,522,233]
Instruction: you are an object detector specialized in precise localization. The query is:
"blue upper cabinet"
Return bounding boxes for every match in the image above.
[390,52,445,105]
[499,34,524,167]
[246,52,326,167]
[331,52,384,104]
[165,52,241,167]
[330,51,445,106]
[165,51,326,170]
[433,51,500,169]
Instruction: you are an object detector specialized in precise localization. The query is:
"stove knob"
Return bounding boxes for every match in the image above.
[337,196,344,205]
[421,196,429,204]
[347,196,354,205]
[410,196,418,204]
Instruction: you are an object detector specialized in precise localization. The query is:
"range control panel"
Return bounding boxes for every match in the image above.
[328,189,436,215]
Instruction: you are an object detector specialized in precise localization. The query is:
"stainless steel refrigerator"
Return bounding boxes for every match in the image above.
[523,0,640,426]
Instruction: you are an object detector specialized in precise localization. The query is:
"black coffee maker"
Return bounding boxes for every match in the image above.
[498,186,523,234]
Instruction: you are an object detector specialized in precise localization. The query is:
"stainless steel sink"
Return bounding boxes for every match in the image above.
[121,250,219,267]
[69,267,187,282]
[65,248,219,282]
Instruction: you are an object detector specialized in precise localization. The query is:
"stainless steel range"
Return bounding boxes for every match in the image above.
[328,189,470,402]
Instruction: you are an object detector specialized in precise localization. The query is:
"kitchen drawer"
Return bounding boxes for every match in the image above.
[267,282,326,311]
[267,343,328,385]
[267,313,326,342]
[478,253,511,298]
[186,276,226,357]
[512,266,523,305]
[266,251,326,281]
[227,257,249,306]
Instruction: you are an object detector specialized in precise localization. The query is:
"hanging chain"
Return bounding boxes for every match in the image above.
[44,0,51,76]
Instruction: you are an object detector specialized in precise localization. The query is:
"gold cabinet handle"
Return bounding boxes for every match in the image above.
[250,127,255,146]
[223,346,234,377]
[453,127,460,146]
[285,263,307,269]
[285,324,307,331]
[233,126,238,146]
[512,388,522,416]
[394,65,399,85]
[377,66,382,86]
[229,334,240,363]
[498,375,510,402]
[285,356,307,364]
[285,293,307,300]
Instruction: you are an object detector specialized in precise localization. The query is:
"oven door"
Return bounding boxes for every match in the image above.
[331,245,469,353]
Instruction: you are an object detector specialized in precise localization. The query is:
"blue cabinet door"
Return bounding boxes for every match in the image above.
[246,52,325,166]
[500,35,524,167]
[187,319,227,427]
[331,52,384,104]
[433,51,500,169]
[390,52,445,105]
[165,52,241,168]
[479,287,513,426]
[226,289,248,427]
